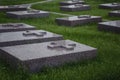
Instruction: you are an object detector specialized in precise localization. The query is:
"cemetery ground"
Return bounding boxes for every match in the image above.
[0,0,120,80]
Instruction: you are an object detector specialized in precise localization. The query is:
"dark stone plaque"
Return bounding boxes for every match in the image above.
[109,10,120,17]
[7,9,50,19]
[0,23,35,33]
[0,30,63,47]
[60,4,91,11]
[56,15,102,26]
[99,3,120,10]
[60,0,85,6]
[98,20,120,33]
[0,5,28,12]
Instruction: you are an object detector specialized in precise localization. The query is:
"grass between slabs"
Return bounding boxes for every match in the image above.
[0,0,120,80]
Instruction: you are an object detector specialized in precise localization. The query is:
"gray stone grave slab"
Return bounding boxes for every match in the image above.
[0,23,35,33]
[60,0,85,6]
[109,10,120,17]
[98,20,120,33]
[56,15,102,26]
[0,5,28,12]
[6,9,50,19]
[99,3,120,10]
[0,30,63,47]
[60,4,90,11]
[0,40,97,73]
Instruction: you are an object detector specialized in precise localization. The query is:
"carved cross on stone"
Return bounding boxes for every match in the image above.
[112,3,120,5]
[27,9,40,13]
[23,30,47,37]
[78,15,91,18]
[47,41,76,50]
[72,0,79,2]
[75,4,83,7]
[2,23,23,27]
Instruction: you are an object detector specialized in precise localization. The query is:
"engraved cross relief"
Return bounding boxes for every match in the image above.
[47,41,76,50]
[112,3,120,6]
[75,4,83,7]
[78,15,91,18]
[72,0,79,2]
[23,30,47,37]
[27,9,40,13]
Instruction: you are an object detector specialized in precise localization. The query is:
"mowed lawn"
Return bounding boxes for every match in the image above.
[0,0,120,80]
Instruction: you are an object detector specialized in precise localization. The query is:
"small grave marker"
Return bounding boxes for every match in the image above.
[56,15,102,26]
[7,9,49,19]
[0,5,28,11]
[109,10,120,17]
[98,20,120,33]
[60,0,85,6]
[0,23,35,33]
[99,3,120,10]
[0,30,63,47]
[60,4,90,11]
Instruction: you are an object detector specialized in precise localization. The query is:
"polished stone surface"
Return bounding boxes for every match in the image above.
[0,40,97,72]
[109,10,120,17]
[98,20,120,33]
[7,9,49,19]
[60,4,90,11]
[0,30,63,47]
[60,0,85,6]
[99,3,120,9]
[0,23,35,33]
[56,15,102,26]
[0,5,28,11]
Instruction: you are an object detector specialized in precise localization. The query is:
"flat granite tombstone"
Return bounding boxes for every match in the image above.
[0,5,28,12]
[99,3,120,10]
[60,0,85,6]
[0,30,63,47]
[56,15,102,26]
[0,23,35,33]
[6,9,50,19]
[109,10,120,17]
[60,4,90,11]
[98,20,120,33]
[0,40,97,73]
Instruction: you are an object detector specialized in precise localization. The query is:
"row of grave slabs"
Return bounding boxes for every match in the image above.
[0,0,120,73]
[0,1,119,32]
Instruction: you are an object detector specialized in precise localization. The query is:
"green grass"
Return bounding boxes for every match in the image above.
[32,0,120,20]
[0,0,120,80]
[0,0,43,5]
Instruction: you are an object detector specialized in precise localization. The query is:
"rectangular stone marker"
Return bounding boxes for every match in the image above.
[60,0,85,6]
[109,10,120,17]
[0,30,63,47]
[98,20,120,33]
[7,9,50,19]
[56,15,102,26]
[99,3,120,10]
[0,5,28,12]
[0,40,97,73]
[60,4,90,11]
[0,23,35,33]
